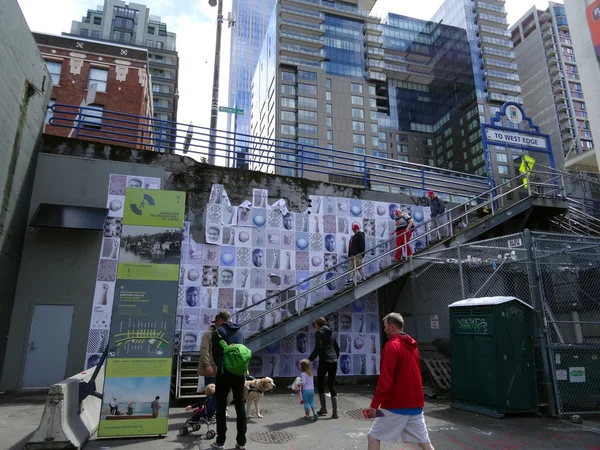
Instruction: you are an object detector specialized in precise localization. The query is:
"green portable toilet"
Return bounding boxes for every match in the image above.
[449,296,539,417]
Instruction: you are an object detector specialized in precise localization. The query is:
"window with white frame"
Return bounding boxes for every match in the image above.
[88,67,108,92]
[82,104,103,128]
[45,61,62,85]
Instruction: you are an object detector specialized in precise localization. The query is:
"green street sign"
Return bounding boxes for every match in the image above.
[219,106,244,115]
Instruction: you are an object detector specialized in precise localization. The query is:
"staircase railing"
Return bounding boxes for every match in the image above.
[234,170,566,336]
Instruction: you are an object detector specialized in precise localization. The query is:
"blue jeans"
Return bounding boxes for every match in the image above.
[301,388,317,414]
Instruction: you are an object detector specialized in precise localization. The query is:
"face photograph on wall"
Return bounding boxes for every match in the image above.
[108,174,127,196]
[282,212,295,231]
[324,234,336,253]
[126,176,143,189]
[181,332,198,352]
[185,286,200,307]
[206,225,221,244]
[296,332,309,354]
[339,354,352,375]
[219,268,235,287]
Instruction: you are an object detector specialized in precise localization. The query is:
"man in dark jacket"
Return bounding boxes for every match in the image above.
[309,317,341,418]
[211,310,247,450]
[346,223,366,284]
[427,190,446,242]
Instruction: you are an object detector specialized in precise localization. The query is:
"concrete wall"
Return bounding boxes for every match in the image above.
[0,0,52,378]
[1,136,434,391]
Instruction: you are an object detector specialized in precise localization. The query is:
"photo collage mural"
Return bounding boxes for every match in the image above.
[176,185,432,377]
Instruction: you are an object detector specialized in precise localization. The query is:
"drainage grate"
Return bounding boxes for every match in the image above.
[344,409,367,420]
[249,430,295,444]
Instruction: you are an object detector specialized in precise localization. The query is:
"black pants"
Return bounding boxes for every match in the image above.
[317,360,338,397]
[216,368,246,446]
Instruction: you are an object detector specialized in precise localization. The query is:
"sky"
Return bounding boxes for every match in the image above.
[18,0,558,149]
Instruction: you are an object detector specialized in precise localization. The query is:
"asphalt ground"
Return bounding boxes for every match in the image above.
[3,387,600,450]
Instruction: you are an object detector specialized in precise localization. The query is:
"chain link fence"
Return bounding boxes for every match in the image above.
[403,231,600,416]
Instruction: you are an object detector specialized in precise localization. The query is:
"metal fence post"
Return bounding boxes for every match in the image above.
[523,229,557,417]
[76,106,82,139]
[363,154,368,188]
[457,244,465,299]
[300,145,305,178]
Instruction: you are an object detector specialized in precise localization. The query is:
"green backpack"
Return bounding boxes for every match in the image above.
[214,331,252,376]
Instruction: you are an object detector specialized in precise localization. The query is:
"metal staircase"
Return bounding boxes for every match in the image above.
[237,171,569,353]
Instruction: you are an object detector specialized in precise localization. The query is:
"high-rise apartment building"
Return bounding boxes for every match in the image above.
[563,0,600,172]
[68,0,178,148]
[227,0,276,168]
[511,2,594,172]
[250,0,522,190]
[429,0,523,180]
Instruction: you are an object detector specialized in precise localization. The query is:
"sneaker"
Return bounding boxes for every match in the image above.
[332,411,339,419]
[304,415,312,421]
[313,413,319,421]
[236,444,247,450]
[211,442,225,449]
[317,409,328,416]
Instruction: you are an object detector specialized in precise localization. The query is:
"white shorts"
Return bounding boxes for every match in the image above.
[368,411,430,445]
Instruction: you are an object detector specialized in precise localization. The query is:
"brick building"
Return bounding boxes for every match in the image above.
[35,33,154,148]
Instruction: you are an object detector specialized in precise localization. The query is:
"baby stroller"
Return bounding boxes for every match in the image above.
[179,395,217,439]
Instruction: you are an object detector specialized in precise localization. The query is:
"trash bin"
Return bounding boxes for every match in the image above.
[550,344,600,413]
[449,296,539,417]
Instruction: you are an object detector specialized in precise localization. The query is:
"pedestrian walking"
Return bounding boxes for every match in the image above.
[346,223,366,284]
[391,209,414,260]
[308,317,340,418]
[367,313,434,450]
[427,190,446,242]
[211,310,247,450]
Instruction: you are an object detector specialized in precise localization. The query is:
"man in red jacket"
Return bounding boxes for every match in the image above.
[367,313,434,450]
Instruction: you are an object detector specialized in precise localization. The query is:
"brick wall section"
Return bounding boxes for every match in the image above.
[35,33,153,147]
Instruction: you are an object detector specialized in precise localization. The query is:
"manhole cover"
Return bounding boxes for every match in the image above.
[249,430,295,444]
[344,409,367,420]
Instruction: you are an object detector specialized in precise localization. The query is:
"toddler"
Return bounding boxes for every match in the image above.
[296,359,318,421]
[185,383,217,422]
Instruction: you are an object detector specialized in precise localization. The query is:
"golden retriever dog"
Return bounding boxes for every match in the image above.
[244,377,276,418]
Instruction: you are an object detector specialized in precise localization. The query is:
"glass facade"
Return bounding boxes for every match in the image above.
[228,0,276,146]
[324,15,365,78]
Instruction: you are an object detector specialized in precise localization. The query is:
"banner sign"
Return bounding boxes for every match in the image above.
[484,128,548,150]
[587,0,600,57]
[98,188,185,438]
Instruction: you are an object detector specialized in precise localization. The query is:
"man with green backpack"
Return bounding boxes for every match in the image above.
[211,310,250,450]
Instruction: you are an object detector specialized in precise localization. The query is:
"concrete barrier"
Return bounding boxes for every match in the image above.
[24,364,105,450]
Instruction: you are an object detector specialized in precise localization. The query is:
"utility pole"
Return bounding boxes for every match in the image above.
[208,0,224,165]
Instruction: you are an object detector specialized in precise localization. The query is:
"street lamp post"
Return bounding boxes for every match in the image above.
[208,0,224,165]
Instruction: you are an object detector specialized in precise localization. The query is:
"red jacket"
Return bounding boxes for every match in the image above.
[370,333,424,409]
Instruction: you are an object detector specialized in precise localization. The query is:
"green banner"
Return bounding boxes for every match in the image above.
[99,189,185,438]
[123,189,185,227]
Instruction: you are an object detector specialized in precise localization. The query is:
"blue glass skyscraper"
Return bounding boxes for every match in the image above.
[227,0,276,167]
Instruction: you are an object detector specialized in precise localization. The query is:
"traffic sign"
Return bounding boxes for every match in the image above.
[219,106,244,115]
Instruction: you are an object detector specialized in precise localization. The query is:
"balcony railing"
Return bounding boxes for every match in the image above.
[44,103,489,202]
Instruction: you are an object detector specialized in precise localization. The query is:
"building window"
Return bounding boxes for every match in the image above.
[326,78,331,89]
[82,104,103,128]
[326,91,332,101]
[368,85,376,96]
[298,110,317,121]
[327,117,332,127]
[148,26,155,34]
[327,130,333,140]
[397,144,408,153]
[353,134,366,145]
[369,98,377,108]
[371,124,378,133]
[397,134,407,142]
[352,121,365,131]
[498,165,509,175]
[80,28,89,36]
[123,32,132,43]
[88,67,108,92]
[45,61,62,85]
[298,70,317,82]
[352,108,364,119]
[326,104,332,114]
[282,71,296,82]
[351,95,363,106]
[298,96,317,109]
[281,85,296,95]
[298,83,317,95]
[94,17,102,25]
[281,111,295,121]
[91,30,100,38]
[351,83,363,94]
[112,30,121,40]
[496,153,508,163]
[281,124,296,136]
[145,39,153,47]
[157,41,164,49]
[298,123,318,136]
[281,97,296,108]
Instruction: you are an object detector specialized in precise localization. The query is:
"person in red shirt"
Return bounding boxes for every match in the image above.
[367,313,434,450]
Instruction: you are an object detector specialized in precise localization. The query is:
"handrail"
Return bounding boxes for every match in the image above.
[234,170,565,330]
[45,103,488,202]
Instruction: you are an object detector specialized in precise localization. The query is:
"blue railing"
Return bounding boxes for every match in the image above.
[46,103,489,204]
